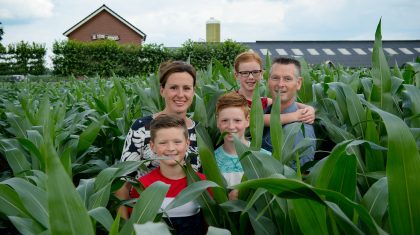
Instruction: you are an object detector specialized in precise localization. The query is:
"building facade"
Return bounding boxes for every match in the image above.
[63,5,146,45]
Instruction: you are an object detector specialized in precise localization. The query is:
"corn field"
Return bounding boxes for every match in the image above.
[0,21,419,235]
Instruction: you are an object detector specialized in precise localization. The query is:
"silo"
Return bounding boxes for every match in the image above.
[206,17,220,42]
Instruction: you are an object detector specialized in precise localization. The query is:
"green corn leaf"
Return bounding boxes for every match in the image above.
[370,19,395,115]
[196,124,228,203]
[77,116,104,154]
[191,93,208,127]
[44,135,94,235]
[35,95,50,127]
[94,167,119,191]
[292,198,328,235]
[281,122,304,164]
[402,84,420,128]
[77,179,95,208]
[361,177,388,226]
[109,211,121,235]
[363,100,420,235]
[60,138,78,176]
[316,140,358,218]
[263,52,271,97]
[250,82,264,149]
[8,216,45,235]
[234,135,283,180]
[325,201,364,235]
[88,207,114,232]
[333,82,367,138]
[4,148,31,176]
[5,112,31,138]
[165,180,219,211]
[0,184,31,217]
[242,188,267,214]
[88,182,112,210]
[365,109,385,172]
[17,138,45,170]
[248,207,277,235]
[234,178,385,234]
[121,181,169,235]
[269,94,283,161]
[296,57,313,103]
[113,161,144,178]
[184,163,219,227]
[3,178,48,228]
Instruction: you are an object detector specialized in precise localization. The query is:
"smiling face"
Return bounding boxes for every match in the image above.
[217,107,249,143]
[235,61,263,94]
[160,72,195,114]
[150,127,190,167]
[268,63,302,109]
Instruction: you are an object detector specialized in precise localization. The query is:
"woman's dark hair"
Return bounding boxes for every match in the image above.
[158,61,196,88]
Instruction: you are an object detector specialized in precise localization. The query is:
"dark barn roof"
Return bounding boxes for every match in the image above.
[243,40,420,67]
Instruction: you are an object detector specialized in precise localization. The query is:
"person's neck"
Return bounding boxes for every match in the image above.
[222,138,248,155]
[159,164,186,180]
[280,100,295,112]
[158,109,191,127]
[238,88,253,101]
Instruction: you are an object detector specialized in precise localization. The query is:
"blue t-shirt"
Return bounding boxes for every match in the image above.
[215,145,271,186]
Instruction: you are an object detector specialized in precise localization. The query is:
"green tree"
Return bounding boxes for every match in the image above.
[0,22,4,41]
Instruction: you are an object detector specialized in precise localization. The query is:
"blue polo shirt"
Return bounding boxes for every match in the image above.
[262,102,316,169]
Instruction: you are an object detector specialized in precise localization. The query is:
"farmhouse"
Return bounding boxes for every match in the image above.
[63,4,146,45]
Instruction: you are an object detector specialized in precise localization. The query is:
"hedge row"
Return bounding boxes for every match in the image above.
[52,39,248,77]
[0,41,46,75]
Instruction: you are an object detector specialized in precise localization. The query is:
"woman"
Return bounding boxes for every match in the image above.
[234,51,315,125]
[116,61,201,219]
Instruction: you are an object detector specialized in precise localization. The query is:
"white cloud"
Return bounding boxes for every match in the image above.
[1,0,419,48]
[0,0,54,21]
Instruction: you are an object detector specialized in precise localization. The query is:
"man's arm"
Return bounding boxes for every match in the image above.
[263,103,315,126]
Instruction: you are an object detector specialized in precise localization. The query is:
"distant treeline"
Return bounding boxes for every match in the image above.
[0,39,248,77]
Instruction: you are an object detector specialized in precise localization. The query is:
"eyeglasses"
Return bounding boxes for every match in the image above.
[237,70,262,77]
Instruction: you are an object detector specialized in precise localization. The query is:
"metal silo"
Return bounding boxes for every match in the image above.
[206,17,220,42]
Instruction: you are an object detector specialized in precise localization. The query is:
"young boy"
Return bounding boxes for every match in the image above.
[214,92,271,200]
[129,114,206,234]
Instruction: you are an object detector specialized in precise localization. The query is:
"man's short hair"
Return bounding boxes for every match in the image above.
[271,57,301,77]
[216,92,249,118]
[150,114,189,141]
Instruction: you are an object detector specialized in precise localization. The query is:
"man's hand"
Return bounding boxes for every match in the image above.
[228,189,239,200]
[296,107,315,124]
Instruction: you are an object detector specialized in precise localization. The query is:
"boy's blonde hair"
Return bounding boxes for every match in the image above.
[216,92,249,118]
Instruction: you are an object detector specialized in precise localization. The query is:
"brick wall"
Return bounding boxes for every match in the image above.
[68,11,143,45]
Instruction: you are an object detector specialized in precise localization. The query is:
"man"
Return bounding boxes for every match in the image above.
[262,57,316,170]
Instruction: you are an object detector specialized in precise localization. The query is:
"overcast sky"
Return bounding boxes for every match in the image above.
[1,0,420,49]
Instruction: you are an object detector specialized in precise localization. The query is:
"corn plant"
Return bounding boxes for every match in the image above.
[0,19,419,234]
